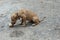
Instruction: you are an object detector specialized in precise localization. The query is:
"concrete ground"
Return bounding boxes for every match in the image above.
[0,0,60,40]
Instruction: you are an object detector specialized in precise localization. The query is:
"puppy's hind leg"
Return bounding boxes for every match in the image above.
[32,18,40,26]
[35,19,40,25]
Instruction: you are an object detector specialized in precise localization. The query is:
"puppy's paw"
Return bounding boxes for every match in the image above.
[21,25,26,27]
[20,23,23,25]
[32,24,36,26]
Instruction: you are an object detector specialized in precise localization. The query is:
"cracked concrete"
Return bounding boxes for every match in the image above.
[0,0,60,40]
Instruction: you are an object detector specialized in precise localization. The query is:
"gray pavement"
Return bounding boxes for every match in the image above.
[0,0,60,40]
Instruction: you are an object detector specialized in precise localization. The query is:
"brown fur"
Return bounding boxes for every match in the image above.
[9,9,40,27]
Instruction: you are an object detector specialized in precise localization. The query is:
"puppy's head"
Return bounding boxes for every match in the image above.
[11,13,19,21]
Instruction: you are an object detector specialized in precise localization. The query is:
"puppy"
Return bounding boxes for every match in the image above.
[17,9,40,26]
[9,9,43,27]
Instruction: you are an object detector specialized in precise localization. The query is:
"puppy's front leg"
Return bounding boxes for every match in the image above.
[21,15,26,27]
[20,18,23,25]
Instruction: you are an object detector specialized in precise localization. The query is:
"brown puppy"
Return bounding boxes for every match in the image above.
[17,9,40,26]
[9,9,40,27]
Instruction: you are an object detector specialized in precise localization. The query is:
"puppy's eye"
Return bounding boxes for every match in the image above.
[11,19,15,21]
[11,18,16,21]
[14,17,17,19]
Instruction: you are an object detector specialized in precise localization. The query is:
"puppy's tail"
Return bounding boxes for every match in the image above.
[39,17,46,22]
